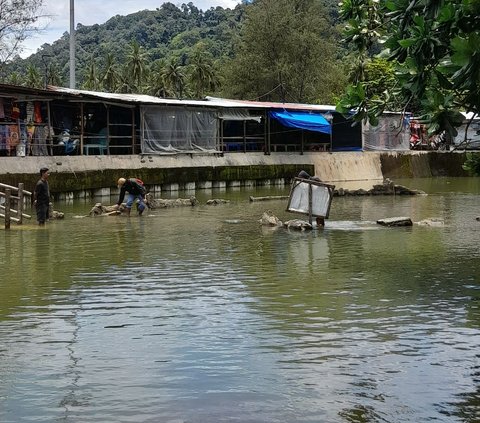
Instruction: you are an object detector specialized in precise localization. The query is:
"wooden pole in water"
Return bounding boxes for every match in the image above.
[18,183,24,224]
[5,188,11,230]
[309,185,314,224]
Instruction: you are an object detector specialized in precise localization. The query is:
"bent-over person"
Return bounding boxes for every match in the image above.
[115,177,146,216]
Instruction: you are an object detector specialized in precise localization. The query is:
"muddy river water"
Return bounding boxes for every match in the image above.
[1,177,479,422]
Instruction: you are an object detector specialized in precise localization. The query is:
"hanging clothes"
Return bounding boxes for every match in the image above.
[19,102,27,120]
[26,102,34,123]
[0,125,7,152]
[26,124,35,155]
[8,125,20,149]
[11,103,20,120]
[31,125,48,156]
[17,122,27,157]
[34,102,43,123]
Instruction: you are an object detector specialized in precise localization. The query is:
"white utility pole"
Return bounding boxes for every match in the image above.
[69,0,75,89]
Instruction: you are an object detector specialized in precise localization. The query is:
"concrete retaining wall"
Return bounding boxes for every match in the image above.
[0,151,474,199]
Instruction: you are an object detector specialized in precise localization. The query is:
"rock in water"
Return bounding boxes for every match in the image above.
[50,210,64,219]
[89,203,123,217]
[376,217,413,227]
[259,211,283,226]
[206,199,230,205]
[417,218,444,227]
[284,219,313,230]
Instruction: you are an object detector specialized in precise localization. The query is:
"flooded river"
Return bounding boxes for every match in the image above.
[1,177,479,422]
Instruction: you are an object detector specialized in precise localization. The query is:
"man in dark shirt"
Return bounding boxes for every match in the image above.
[115,177,146,216]
[34,167,50,225]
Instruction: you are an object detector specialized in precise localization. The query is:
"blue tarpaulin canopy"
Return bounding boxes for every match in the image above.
[269,110,331,135]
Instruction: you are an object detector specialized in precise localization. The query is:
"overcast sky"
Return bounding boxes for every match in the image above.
[21,0,241,58]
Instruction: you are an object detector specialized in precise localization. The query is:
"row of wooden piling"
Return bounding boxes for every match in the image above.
[0,183,32,229]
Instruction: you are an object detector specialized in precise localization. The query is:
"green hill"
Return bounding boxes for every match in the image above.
[6,2,245,86]
[3,0,346,104]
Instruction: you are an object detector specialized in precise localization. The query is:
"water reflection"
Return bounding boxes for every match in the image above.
[0,178,479,422]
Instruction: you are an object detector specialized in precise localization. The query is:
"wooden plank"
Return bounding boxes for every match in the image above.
[0,205,31,219]
[0,182,33,196]
[0,213,20,223]
[249,195,289,202]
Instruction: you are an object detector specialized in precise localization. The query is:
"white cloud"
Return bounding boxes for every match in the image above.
[20,0,241,58]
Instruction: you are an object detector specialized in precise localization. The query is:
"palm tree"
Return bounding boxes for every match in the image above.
[46,63,64,87]
[25,64,42,88]
[162,57,186,99]
[148,59,171,98]
[125,40,149,93]
[83,56,100,91]
[6,71,22,86]
[189,51,219,99]
[101,53,119,93]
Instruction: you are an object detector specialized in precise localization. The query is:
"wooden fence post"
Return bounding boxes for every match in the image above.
[5,188,11,230]
[18,183,24,224]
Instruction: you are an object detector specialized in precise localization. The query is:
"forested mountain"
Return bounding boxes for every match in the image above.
[3,0,347,104]
[6,3,244,84]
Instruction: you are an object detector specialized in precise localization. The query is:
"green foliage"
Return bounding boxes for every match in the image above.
[337,0,480,137]
[46,62,63,86]
[462,152,480,176]
[337,57,400,123]
[82,55,100,91]
[188,50,219,99]
[123,40,149,93]
[3,2,246,95]
[3,0,344,104]
[161,57,187,99]
[25,63,42,88]
[101,53,119,92]
[0,0,44,67]
[220,0,347,103]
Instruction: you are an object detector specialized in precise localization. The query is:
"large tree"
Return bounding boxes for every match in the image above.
[336,0,480,138]
[221,0,346,104]
[0,0,45,68]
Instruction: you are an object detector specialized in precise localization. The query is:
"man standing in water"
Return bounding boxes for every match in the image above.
[33,167,50,225]
[115,177,146,216]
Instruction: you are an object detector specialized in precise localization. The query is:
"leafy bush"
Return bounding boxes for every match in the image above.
[462,153,480,176]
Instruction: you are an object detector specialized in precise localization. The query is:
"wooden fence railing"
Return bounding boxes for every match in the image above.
[0,183,32,229]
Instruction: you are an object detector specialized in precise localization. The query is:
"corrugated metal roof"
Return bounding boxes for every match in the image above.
[206,96,336,111]
[0,83,69,99]
[47,86,336,111]
[48,86,218,107]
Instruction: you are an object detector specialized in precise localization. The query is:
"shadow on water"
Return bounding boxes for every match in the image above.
[0,178,479,422]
